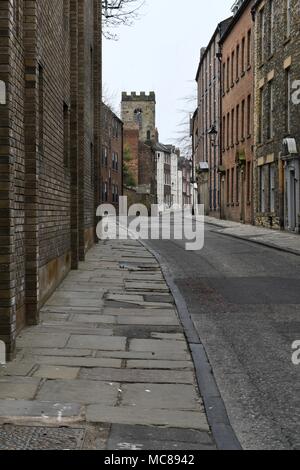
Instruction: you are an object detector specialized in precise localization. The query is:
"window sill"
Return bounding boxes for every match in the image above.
[247,65,251,71]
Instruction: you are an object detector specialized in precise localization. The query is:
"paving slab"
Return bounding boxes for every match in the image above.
[67,335,127,351]
[47,296,103,308]
[37,379,120,405]
[33,366,80,380]
[79,368,195,384]
[33,326,114,336]
[0,401,82,421]
[95,351,190,361]
[20,348,92,358]
[0,377,41,400]
[115,316,179,326]
[29,356,122,369]
[40,313,70,322]
[124,282,169,292]
[86,405,209,431]
[103,308,178,317]
[71,314,116,324]
[107,424,215,450]
[121,383,201,411]
[130,339,187,355]
[126,360,194,370]
[48,291,103,300]
[151,333,185,341]
[57,283,108,293]
[17,333,70,349]
[0,362,36,377]
[106,294,145,303]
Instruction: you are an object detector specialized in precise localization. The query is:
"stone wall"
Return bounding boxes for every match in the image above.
[121,92,156,143]
[253,0,300,230]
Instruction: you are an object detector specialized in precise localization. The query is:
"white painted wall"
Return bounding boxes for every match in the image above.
[156,151,165,211]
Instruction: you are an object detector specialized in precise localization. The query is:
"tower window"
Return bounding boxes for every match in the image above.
[134,108,143,128]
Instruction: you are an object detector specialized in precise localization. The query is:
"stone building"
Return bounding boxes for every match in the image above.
[252,0,300,232]
[220,0,255,224]
[101,103,123,209]
[0,0,102,359]
[121,92,156,199]
[121,91,156,143]
[193,17,232,217]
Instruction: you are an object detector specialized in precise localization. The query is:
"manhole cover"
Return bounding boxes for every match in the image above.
[0,425,85,450]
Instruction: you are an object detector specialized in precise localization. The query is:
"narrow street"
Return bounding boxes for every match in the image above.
[146,221,300,450]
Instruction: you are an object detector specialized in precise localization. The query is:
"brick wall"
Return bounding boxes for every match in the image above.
[101,103,123,208]
[123,128,139,186]
[220,0,255,224]
[0,0,102,360]
[138,142,155,190]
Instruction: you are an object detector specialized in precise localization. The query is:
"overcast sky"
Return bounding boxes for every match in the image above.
[103,0,234,148]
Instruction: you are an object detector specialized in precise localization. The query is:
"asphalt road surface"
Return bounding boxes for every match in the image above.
[146,220,300,450]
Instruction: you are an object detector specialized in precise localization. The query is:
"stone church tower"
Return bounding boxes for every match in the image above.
[121,92,156,143]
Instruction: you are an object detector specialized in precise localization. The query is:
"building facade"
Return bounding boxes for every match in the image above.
[101,103,123,208]
[253,0,300,232]
[155,144,172,210]
[194,18,232,217]
[220,0,255,224]
[0,0,102,359]
[179,158,192,206]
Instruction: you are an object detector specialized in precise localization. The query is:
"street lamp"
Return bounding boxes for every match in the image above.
[207,125,219,147]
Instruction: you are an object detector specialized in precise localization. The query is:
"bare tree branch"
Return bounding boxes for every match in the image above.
[102,0,146,40]
[173,92,197,159]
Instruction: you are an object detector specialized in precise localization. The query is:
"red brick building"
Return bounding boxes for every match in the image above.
[101,103,123,209]
[0,0,102,359]
[193,17,232,216]
[220,0,255,224]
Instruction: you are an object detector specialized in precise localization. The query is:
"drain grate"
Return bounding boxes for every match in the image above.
[0,425,85,450]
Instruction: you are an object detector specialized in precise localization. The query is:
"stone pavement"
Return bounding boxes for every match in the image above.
[205,216,300,256]
[0,240,215,450]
